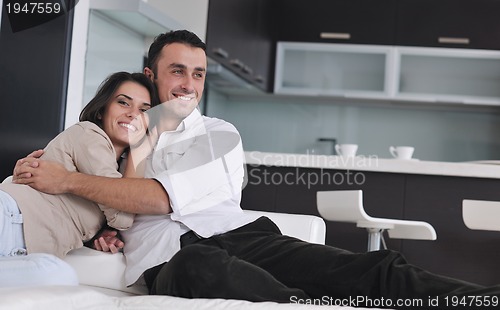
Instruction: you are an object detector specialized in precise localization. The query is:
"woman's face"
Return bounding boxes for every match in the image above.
[101,81,152,154]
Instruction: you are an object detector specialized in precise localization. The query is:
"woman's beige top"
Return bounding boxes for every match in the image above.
[0,122,134,258]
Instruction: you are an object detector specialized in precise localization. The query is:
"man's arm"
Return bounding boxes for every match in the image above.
[14,159,171,215]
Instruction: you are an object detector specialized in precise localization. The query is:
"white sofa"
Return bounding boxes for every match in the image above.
[64,210,328,297]
[0,210,379,309]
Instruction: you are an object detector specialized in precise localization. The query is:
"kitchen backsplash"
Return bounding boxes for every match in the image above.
[206,89,500,162]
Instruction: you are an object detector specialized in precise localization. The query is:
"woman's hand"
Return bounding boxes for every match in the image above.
[12,149,44,181]
[125,127,158,178]
[91,229,125,254]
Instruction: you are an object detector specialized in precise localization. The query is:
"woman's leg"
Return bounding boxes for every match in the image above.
[0,190,26,256]
[0,253,79,287]
[0,191,78,287]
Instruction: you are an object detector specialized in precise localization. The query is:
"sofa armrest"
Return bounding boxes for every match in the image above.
[243,210,326,245]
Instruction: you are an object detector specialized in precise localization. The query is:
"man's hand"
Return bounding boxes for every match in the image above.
[12,149,44,181]
[13,159,72,194]
[92,229,124,254]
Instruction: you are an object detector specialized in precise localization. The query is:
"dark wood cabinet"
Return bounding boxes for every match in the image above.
[242,165,500,286]
[396,0,500,50]
[206,0,500,97]
[242,166,406,253]
[206,0,274,92]
[403,174,500,285]
[272,0,397,46]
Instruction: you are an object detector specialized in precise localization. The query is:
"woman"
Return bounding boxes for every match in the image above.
[0,71,158,260]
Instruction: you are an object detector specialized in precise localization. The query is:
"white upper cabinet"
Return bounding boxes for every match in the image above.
[274,42,500,106]
[274,42,395,99]
[396,47,500,105]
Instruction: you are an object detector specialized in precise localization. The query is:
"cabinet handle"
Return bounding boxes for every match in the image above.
[320,32,351,40]
[438,37,470,45]
[230,59,244,69]
[212,47,229,59]
[254,75,264,84]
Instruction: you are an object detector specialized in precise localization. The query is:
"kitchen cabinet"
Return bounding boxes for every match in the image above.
[396,0,500,50]
[242,165,406,253]
[403,174,500,285]
[241,164,500,286]
[272,0,397,46]
[206,0,273,92]
[397,47,500,104]
[272,0,500,51]
[274,42,500,106]
[274,42,393,99]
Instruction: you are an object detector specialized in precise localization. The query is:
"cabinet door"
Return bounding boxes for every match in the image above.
[242,165,406,253]
[274,42,392,98]
[206,0,273,91]
[396,47,500,104]
[404,174,500,286]
[273,0,397,45]
[396,0,500,50]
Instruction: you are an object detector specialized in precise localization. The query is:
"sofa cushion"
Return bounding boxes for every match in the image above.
[63,247,147,295]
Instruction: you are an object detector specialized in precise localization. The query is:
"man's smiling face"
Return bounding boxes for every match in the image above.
[147,42,206,127]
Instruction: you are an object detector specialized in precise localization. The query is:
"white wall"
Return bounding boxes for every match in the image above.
[146,0,208,40]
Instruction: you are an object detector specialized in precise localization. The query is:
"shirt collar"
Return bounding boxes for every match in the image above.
[172,108,202,133]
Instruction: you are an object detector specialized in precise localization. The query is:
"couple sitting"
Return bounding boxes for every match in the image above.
[3,30,500,309]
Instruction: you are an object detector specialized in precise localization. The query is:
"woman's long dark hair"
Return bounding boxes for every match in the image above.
[79,72,159,128]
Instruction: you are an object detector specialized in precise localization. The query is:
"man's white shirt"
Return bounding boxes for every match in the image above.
[122,109,258,286]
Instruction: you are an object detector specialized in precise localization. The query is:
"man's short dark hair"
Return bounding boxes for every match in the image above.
[146,30,206,76]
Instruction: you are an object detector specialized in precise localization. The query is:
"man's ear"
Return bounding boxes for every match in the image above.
[144,67,155,81]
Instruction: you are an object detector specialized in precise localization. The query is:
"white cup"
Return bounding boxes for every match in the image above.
[335,144,358,157]
[389,146,414,160]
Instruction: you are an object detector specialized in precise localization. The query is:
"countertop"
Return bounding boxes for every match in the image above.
[244,151,500,179]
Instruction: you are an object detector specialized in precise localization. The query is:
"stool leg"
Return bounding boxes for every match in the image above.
[366,228,384,252]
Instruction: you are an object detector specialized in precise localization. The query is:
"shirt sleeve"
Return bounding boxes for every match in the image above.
[63,123,134,230]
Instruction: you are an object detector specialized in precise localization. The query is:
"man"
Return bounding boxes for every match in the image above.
[15,30,500,308]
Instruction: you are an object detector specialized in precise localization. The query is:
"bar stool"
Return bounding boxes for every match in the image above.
[317,190,437,251]
[463,199,500,231]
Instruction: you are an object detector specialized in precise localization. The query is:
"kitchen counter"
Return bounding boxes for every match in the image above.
[244,151,500,179]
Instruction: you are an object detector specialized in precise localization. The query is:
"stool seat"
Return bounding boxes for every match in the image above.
[317,190,437,251]
[463,199,500,231]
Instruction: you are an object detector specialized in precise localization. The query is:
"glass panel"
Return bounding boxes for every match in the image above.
[83,11,145,109]
[281,49,386,92]
[399,55,500,98]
